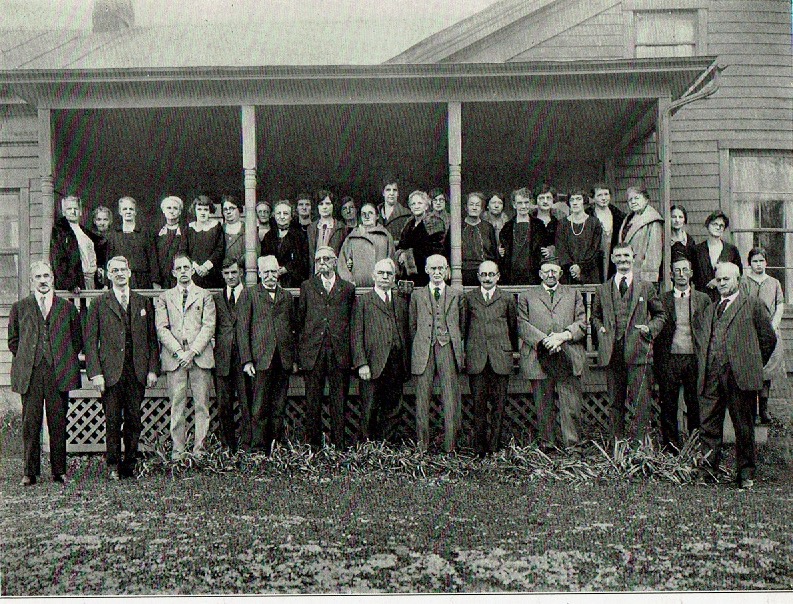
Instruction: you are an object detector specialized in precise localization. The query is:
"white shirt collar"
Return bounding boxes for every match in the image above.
[674,286,691,298]
[720,291,739,307]
[480,286,495,299]
[615,271,634,288]
[37,290,54,305]
[227,283,243,299]
[320,273,336,287]
[112,286,130,304]
[430,282,446,295]
[158,224,181,236]
[543,284,558,293]
[374,285,391,302]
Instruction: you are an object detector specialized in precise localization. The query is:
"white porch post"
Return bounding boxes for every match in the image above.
[447,102,462,286]
[241,105,258,287]
[658,95,672,292]
[38,108,54,259]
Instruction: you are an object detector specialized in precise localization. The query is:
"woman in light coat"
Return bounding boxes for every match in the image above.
[337,203,395,287]
[618,185,663,283]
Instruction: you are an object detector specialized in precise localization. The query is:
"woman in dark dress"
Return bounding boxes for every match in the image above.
[461,192,498,286]
[691,209,742,302]
[185,195,225,289]
[499,187,541,285]
[532,182,560,270]
[396,190,445,287]
[90,205,113,288]
[106,196,157,289]
[221,194,246,266]
[260,200,309,288]
[556,189,604,284]
[50,195,102,292]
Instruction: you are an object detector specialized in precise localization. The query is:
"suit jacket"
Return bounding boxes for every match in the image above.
[517,285,587,380]
[155,284,216,372]
[307,220,348,275]
[237,284,296,371]
[698,292,777,394]
[409,284,465,375]
[592,276,666,366]
[464,287,517,375]
[213,288,242,377]
[297,275,356,370]
[654,288,712,373]
[9,295,83,395]
[84,290,159,388]
[351,289,409,379]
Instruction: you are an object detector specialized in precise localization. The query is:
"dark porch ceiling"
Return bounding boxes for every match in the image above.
[53,97,656,223]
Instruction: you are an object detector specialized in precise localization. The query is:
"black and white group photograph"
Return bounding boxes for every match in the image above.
[0,0,791,599]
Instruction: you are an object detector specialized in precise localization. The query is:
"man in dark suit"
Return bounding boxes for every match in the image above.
[85,256,159,479]
[259,200,309,288]
[699,262,776,489]
[212,257,250,452]
[517,260,587,448]
[592,243,666,441]
[654,256,712,450]
[464,260,517,455]
[352,257,409,443]
[9,261,83,486]
[238,255,297,452]
[410,254,466,452]
[298,246,356,448]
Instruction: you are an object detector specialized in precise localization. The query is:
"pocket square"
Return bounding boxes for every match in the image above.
[639,297,644,302]
[140,308,146,316]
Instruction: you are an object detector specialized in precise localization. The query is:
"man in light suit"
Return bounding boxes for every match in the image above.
[213,257,250,452]
[9,261,83,486]
[155,253,216,458]
[238,255,297,452]
[518,259,587,448]
[410,254,465,452]
[592,243,666,441]
[298,246,356,448]
[464,260,517,455]
[352,257,409,443]
[85,256,159,479]
[699,262,776,489]
[654,256,712,451]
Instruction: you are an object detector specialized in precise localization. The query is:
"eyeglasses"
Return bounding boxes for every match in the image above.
[107,267,129,274]
[315,256,336,263]
[478,272,499,278]
[260,269,279,276]
[375,270,395,277]
[428,266,446,273]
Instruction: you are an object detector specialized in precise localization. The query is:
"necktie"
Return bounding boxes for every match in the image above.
[38,295,47,317]
[120,293,128,312]
[228,289,235,307]
[385,291,391,305]
[619,276,628,297]
[433,287,440,302]
[716,298,729,319]
[323,278,332,293]
[548,288,554,303]
[182,287,189,311]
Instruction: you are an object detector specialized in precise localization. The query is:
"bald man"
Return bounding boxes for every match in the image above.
[410,254,465,452]
[352,258,409,442]
[464,260,517,455]
[698,262,776,489]
[518,260,587,448]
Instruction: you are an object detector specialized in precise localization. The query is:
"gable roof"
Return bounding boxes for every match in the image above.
[387,0,559,63]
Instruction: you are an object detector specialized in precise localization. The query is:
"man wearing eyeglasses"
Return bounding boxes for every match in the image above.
[518,259,587,449]
[155,253,216,459]
[85,256,159,479]
[237,255,297,453]
[410,254,465,452]
[464,261,517,456]
[351,258,409,443]
[298,246,356,448]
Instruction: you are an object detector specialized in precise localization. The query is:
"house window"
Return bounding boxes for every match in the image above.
[634,10,697,58]
[730,151,793,302]
[0,190,20,304]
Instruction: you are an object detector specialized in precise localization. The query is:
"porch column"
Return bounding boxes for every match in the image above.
[38,108,54,258]
[447,102,462,286]
[657,96,672,291]
[241,105,258,287]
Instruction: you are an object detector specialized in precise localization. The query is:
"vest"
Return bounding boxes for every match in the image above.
[614,282,632,341]
[122,302,134,367]
[384,295,402,351]
[671,296,694,355]
[707,311,730,372]
[34,308,53,367]
[430,288,451,346]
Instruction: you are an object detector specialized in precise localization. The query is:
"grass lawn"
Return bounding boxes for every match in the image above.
[2,433,793,595]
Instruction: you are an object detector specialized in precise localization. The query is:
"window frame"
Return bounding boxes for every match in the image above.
[0,181,30,304]
[623,0,709,58]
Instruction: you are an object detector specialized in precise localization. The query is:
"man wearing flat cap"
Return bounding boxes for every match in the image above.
[518,258,587,447]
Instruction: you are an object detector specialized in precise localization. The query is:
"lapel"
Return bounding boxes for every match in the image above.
[605,278,616,319]
[106,290,124,320]
[184,285,200,312]
[442,285,454,315]
[626,279,641,322]
[259,284,277,306]
[371,290,392,316]
[718,294,743,331]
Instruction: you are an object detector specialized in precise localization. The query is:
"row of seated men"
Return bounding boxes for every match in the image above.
[49,180,738,298]
[12,241,775,489]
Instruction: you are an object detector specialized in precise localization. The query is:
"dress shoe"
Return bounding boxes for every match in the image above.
[52,474,66,484]
[108,469,121,481]
[739,478,754,490]
[20,475,36,486]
